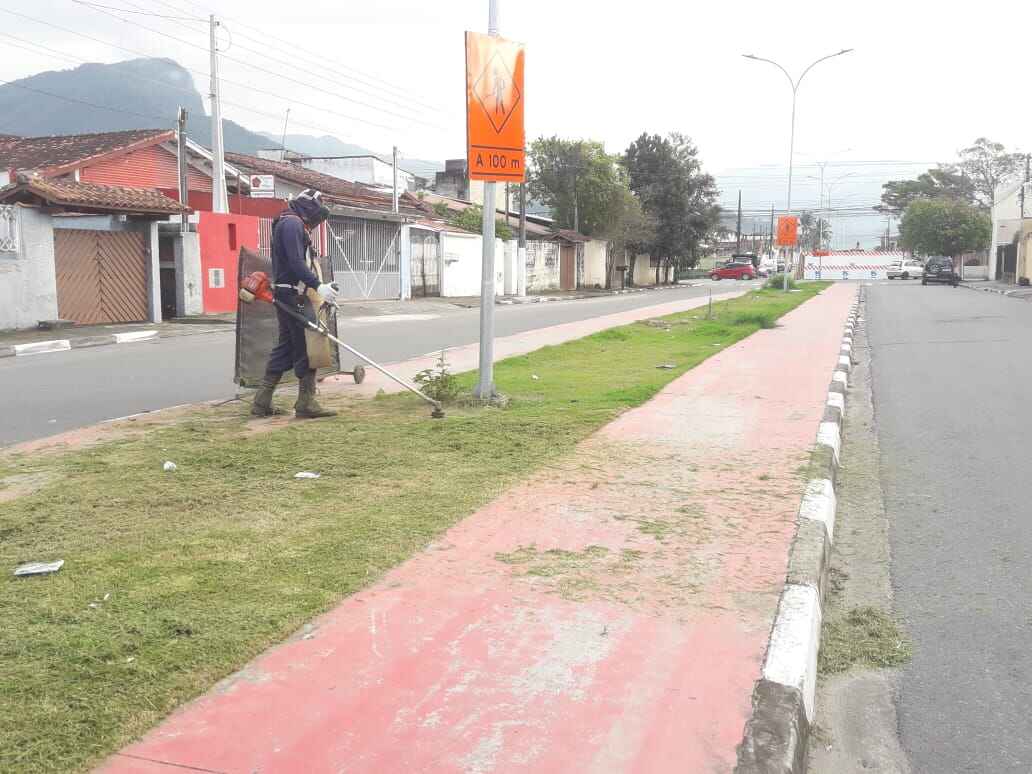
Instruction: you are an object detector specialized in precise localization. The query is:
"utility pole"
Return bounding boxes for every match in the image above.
[518,181,527,297]
[392,145,399,214]
[209,14,228,213]
[505,182,511,226]
[474,0,500,399]
[736,190,742,252]
[769,204,775,261]
[1022,153,1030,219]
[279,108,291,160]
[176,106,188,233]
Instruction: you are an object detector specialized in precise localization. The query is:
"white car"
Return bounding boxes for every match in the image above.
[887,259,924,280]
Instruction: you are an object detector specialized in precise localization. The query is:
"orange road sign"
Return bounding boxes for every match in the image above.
[776,216,799,247]
[465,31,526,183]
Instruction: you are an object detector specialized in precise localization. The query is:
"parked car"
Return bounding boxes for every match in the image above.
[887,258,924,280]
[921,256,959,286]
[710,260,756,281]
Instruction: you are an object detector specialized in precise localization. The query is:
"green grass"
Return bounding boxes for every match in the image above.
[0,284,827,772]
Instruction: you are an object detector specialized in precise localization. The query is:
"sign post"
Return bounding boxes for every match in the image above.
[775,215,798,290]
[466,11,525,399]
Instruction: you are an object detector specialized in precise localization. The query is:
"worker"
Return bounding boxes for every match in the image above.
[252,189,339,419]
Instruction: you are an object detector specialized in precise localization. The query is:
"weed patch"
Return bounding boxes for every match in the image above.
[819,606,912,674]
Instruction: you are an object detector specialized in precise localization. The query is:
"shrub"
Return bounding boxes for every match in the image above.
[413,350,462,403]
[764,273,797,290]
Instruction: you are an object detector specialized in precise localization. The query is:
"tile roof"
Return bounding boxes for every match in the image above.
[0,174,188,215]
[0,129,173,173]
[418,191,555,237]
[548,228,591,243]
[225,151,429,217]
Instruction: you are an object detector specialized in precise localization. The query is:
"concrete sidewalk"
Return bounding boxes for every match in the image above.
[98,284,855,774]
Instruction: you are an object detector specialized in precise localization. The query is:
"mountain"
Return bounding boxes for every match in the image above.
[0,57,445,180]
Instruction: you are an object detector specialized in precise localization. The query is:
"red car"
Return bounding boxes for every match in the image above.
[710,260,756,281]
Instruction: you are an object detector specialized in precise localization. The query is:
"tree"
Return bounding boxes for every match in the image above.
[445,204,513,240]
[899,199,990,258]
[956,137,1024,211]
[623,132,721,284]
[601,186,656,288]
[799,211,833,251]
[527,137,623,236]
[876,167,975,215]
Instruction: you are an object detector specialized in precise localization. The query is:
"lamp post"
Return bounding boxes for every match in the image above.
[743,49,853,289]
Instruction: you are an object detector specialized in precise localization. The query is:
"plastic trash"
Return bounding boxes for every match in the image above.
[531,374,540,381]
[657,364,676,369]
[294,472,321,480]
[163,461,177,472]
[14,560,64,577]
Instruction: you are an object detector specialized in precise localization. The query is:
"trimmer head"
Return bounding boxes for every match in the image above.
[431,407,446,419]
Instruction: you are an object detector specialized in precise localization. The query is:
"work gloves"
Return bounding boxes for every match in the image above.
[317,282,340,306]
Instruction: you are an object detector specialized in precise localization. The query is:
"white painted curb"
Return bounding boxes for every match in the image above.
[762,584,822,722]
[112,330,158,344]
[798,478,837,541]
[13,340,71,356]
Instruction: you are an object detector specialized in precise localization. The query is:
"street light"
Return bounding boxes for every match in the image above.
[743,49,854,289]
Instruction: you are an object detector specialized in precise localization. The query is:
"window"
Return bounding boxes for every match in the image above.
[208,268,225,289]
[227,223,238,251]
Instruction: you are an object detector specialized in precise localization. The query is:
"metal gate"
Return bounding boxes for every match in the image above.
[325,216,401,299]
[54,229,148,324]
[410,229,440,297]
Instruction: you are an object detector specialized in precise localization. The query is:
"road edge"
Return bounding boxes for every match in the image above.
[0,330,158,358]
[735,285,862,774]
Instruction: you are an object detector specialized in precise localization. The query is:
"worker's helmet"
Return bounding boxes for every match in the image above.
[291,188,331,227]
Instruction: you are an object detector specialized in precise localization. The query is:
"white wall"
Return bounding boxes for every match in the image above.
[582,240,608,288]
[303,157,415,191]
[439,231,511,297]
[990,176,1025,279]
[525,240,560,292]
[0,206,58,330]
[632,254,657,286]
[174,231,203,316]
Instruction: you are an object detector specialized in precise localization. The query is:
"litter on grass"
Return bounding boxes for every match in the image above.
[14,560,64,577]
[656,363,676,370]
[163,461,177,472]
[531,374,540,381]
[294,472,321,480]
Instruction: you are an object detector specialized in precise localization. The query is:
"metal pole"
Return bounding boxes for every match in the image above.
[209,14,228,213]
[784,86,796,291]
[392,145,399,214]
[176,106,188,233]
[736,190,742,253]
[474,0,500,399]
[518,181,527,297]
[279,108,291,160]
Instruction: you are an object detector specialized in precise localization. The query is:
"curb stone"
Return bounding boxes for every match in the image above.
[3,330,157,357]
[735,285,863,774]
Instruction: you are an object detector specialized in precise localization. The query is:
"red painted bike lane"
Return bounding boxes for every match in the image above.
[99,284,855,774]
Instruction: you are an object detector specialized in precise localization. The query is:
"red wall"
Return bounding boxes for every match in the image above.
[160,189,287,218]
[198,212,259,314]
[81,145,212,191]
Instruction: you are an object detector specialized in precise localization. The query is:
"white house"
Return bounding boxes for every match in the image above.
[988,174,1026,283]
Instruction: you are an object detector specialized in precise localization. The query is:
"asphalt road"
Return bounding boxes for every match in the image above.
[0,284,735,447]
[868,282,1032,773]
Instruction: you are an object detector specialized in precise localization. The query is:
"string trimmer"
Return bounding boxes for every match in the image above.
[239,271,445,419]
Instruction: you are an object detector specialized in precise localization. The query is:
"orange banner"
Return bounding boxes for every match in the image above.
[776,216,798,247]
[465,31,526,183]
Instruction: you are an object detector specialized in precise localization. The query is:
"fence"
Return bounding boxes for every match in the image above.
[326,216,401,300]
[0,205,18,253]
[258,217,273,258]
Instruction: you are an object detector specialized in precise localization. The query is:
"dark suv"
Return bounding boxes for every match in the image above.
[922,256,959,286]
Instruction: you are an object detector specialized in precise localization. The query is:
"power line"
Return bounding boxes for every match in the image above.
[66,0,449,131]
[0,33,377,142]
[150,0,443,112]
[70,0,205,22]
[0,8,406,135]
[142,0,446,116]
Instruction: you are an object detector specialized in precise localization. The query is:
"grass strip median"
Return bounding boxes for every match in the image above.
[0,284,827,772]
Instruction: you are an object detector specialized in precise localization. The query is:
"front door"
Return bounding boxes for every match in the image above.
[560,244,576,290]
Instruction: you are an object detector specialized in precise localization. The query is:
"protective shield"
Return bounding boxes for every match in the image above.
[234,246,341,387]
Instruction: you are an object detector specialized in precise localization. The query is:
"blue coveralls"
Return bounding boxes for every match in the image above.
[266,207,322,379]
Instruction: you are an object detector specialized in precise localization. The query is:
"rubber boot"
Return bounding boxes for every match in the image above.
[251,371,283,417]
[295,371,337,419]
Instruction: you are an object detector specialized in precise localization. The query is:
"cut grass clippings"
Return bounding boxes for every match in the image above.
[819,605,912,674]
[0,283,828,772]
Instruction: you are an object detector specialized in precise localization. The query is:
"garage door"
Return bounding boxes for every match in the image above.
[54,229,149,324]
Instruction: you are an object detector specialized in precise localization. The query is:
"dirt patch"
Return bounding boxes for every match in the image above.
[0,472,55,503]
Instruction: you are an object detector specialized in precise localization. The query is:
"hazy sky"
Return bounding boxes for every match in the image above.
[2,0,1029,246]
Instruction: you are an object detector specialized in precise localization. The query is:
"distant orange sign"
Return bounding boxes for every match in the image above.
[776,216,799,247]
[465,31,525,183]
